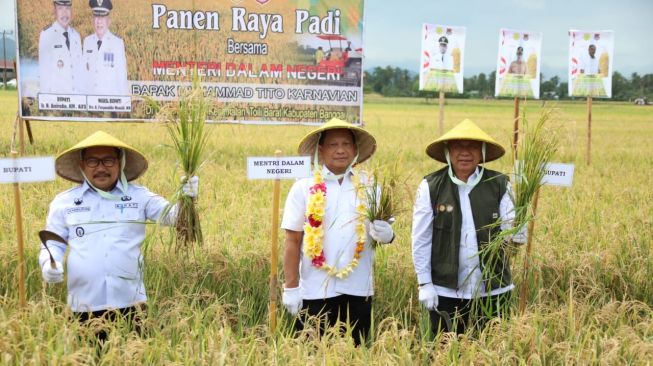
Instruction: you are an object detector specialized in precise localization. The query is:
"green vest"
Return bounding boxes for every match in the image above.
[425,167,511,291]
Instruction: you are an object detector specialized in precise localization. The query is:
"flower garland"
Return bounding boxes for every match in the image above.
[303,166,368,279]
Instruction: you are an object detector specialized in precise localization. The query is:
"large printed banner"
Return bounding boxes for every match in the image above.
[16,0,365,124]
[495,28,542,99]
[419,24,465,94]
[568,30,614,98]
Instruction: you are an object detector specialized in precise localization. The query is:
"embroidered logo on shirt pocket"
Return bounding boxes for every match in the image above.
[115,202,139,214]
[114,205,143,237]
[66,206,90,214]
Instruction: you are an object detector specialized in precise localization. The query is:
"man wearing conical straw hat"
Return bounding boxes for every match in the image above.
[281,118,395,345]
[39,131,198,336]
[411,119,527,335]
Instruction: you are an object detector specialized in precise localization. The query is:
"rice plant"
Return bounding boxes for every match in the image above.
[474,107,560,320]
[359,161,407,248]
[156,76,210,249]
[512,107,559,231]
[1,93,652,364]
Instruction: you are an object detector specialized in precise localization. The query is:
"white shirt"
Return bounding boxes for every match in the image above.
[430,52,453,71]
[38,21,84,94]
[83,31,129,96]
[580,54,600,75]
[411,169,515,299]
[281,167,375,300]
[39,181,173,312]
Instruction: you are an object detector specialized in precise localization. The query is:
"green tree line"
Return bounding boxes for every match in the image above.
[363,66,653,101]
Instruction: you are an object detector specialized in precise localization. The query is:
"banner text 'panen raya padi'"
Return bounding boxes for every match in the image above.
[16,0,365,124]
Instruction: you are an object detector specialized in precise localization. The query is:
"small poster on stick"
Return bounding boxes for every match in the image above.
[568,30,614,98]
[419,24,466,94]
[495,28,542,99]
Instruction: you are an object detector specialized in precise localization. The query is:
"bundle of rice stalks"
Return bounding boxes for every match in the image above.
[359,162,405,248]
[475,108,559,309]
[362,173,395,222]
[156,77,210,249]
[512,108,559,230]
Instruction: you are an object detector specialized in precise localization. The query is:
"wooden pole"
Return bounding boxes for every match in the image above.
[19,116,25,156]
[269,150,282,333]
[11,151,27,307]
[513,97,520,157]
[519,188,540,314]
[25,120,34,145]
[11,115,19,151]
[2,31,7,88]
[438,91,445,135]
[587,96,593,165]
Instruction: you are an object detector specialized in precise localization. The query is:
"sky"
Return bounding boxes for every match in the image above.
[2,0,652,80]
[363,0,653,79]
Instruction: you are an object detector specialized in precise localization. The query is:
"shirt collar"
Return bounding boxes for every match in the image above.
[453,166,481,189]
[466,167,481,182]
[79,180,93,195]
[96,30,114,41]
[321,165,355,181]
[81,179,128,196]
[52,21,69,33]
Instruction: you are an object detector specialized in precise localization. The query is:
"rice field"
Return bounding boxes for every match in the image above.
[0,89,652,364]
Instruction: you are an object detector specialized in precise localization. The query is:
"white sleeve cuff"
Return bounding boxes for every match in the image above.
[417,272,432,285]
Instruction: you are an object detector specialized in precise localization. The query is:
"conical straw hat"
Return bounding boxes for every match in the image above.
[55,131,148,183]
[298,118,377,164]
[426,119,505,163]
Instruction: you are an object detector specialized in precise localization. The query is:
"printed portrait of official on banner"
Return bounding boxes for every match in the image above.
[568,30,614,98]
[419,24,466,94]
[495,28,542,99]
[15,0,365,124]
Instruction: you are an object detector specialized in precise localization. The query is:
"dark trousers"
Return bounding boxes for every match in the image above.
[73,305,146,343]
[295,294,372,346]
[429,291,512,335]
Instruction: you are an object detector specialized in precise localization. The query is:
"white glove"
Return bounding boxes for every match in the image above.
[282,286,303,316]
[42,261,64,284]
[418,283,439,311]
[181,176,199,197]
[368,220,394,244]
[512,224,528,245]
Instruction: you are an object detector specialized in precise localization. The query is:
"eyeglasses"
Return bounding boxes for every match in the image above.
[84,157,118,168]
